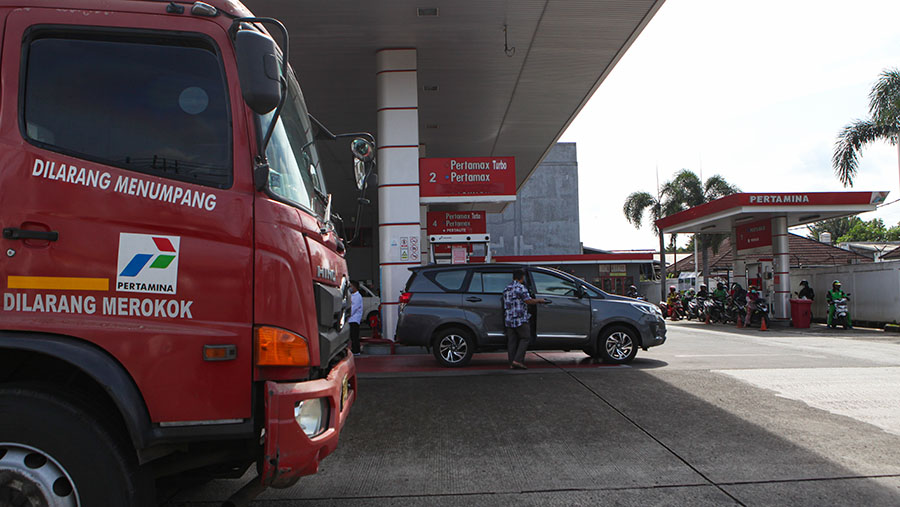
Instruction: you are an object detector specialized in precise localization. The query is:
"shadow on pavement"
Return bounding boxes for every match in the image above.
[162,361,900,506]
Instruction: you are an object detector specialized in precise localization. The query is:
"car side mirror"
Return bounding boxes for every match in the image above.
[577,286,586,299]
[234,30,282,114]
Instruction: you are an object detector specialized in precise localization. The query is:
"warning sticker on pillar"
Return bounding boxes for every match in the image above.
[419,157,516,203]
[389,235,420,262]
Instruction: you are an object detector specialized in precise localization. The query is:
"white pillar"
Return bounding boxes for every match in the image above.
[377,48,420,341]
[772,216,790,320]
[731,228,746,289]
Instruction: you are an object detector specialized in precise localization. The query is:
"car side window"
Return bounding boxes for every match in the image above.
[532,271,580,297]
[481,272,514,294]
[429,270,468,292]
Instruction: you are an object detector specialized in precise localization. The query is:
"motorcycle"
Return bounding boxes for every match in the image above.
[703,298,727,323]
[660,299,686,320]
[685,295,704,321]
[743,297,770,328]
[829,296,852,329]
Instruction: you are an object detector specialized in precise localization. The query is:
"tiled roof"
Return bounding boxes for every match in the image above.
[882,246,900,260]
[672,233,872,272]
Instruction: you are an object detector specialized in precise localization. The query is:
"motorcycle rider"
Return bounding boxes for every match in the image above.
[712,282,728,303]
[744,285,760,327]
[666,287,680,319]
[697,284,709,299]
[730,282,747,303]
[798,280,814,300]
[826,280,852,329]
[626,285,640,299]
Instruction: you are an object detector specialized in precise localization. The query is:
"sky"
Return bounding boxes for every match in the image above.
[560,0,900,251]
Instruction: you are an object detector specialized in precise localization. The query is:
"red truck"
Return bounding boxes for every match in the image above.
[0,1,370,504]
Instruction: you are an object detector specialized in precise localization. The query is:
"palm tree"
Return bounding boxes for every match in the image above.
[662,170,740,287]
[623,184,683,302]
[833,68,900,187]
[624,169,740,296]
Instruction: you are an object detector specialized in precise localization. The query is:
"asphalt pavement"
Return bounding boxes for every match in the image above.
[164,321,900,506]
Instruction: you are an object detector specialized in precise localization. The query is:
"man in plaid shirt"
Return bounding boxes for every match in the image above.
[503,269,547,369]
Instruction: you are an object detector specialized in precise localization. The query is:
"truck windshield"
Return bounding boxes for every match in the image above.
[259,71,327,216]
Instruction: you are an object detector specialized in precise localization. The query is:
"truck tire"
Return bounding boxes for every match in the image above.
[598,326,638,364]
[0,383,153,507]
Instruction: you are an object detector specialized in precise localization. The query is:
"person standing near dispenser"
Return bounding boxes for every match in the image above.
[349,281,363,354]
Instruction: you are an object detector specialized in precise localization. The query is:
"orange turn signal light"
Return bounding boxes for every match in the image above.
[255,326,310,367]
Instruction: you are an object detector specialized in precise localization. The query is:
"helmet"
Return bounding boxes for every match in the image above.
[749,285,757,291]
[717,282,724,290]
[832,280,841,288]
[800,280,809,287]
[669,286,676,292]
[699,284,707,290]
[629,285,637,291]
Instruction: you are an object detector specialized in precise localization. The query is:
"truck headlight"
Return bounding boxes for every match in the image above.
[294,398,329,438]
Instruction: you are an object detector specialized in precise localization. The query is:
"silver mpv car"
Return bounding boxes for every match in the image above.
[396,264,666,367]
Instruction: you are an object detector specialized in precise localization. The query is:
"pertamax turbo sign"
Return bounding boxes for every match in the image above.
[426,211,487,235]
[419,157,515,203]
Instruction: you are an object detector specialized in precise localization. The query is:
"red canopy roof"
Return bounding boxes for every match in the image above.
[656,192,888,234]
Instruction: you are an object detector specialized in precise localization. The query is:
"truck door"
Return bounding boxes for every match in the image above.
[528,270,591,349]
[463,269,515,346]
[0,9,254,423]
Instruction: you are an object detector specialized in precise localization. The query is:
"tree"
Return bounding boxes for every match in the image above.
[833,68,900,187]
[834,218,900,242]
[623,188,682,302]
[806,217,862,241]
[623,169,740,294]
[660,170,740,287]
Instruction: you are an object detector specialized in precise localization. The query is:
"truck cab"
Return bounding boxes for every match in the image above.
[0,1,365,504]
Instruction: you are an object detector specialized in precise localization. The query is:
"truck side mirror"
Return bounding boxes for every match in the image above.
[234,30,282,114]
[351,138,376,190]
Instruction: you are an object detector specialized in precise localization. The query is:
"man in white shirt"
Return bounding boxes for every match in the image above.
[349,281,363,355]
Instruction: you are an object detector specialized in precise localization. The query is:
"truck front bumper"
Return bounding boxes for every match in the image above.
[262,352,357,487]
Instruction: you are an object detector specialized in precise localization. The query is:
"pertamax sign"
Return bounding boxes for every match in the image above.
[419,157,516,203]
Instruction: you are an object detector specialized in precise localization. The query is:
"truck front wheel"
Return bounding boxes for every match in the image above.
[0,384,153,507]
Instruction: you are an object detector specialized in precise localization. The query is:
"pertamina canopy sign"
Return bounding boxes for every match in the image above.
[419,157,516,203]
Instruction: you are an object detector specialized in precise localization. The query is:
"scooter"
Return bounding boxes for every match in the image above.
[704,298,727,323]
[687,296,705,320]
[744,297,770,328]
[829,296,852,329]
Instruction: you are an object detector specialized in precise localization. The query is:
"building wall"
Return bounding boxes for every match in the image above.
[792,260,900,324]
[488,143,580,256]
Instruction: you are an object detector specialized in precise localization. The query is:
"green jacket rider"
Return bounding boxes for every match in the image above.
[712,283,728,303]
[826,280,851,328]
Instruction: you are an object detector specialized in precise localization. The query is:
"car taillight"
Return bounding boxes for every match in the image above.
[398,292,412,311]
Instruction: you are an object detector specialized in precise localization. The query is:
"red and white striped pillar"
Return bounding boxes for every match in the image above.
[376,48,420,341]
[731,229,746,290]
[772,216,790,320]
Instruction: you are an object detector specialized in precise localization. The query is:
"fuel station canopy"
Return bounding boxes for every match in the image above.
[656,192,890,235]
[656,191,889,323]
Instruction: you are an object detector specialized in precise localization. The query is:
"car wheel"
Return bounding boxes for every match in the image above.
[0,383,154,507]
[599,326,638,364]
[432,328,474,367]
